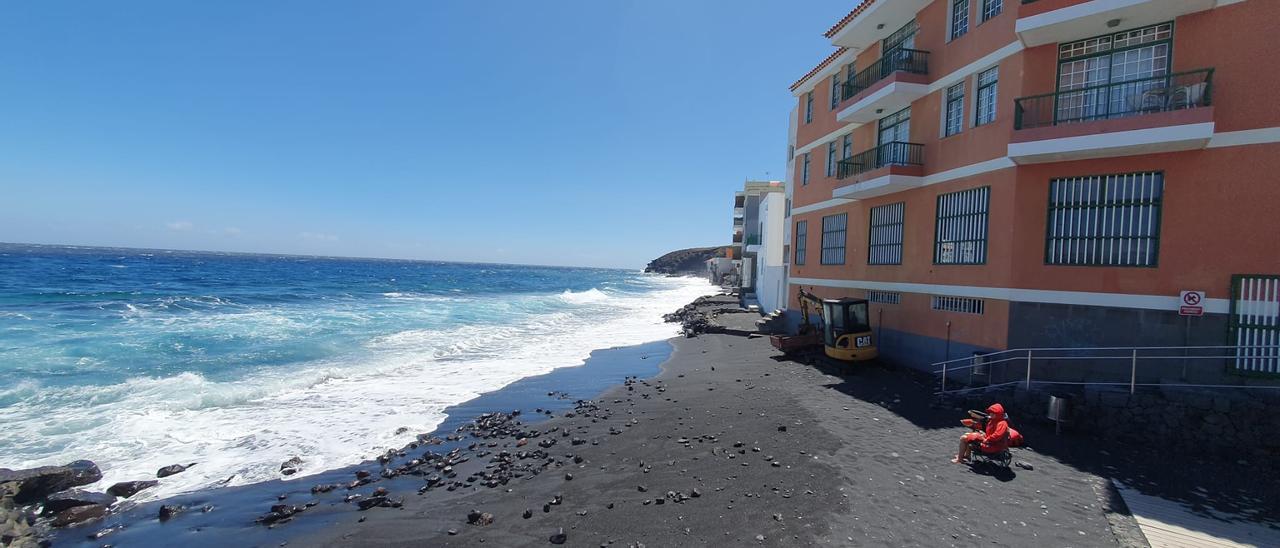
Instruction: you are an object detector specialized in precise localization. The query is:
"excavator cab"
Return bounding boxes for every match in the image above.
[819,297,878,362]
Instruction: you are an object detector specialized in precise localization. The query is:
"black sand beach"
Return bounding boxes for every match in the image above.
[41,295,1280,547]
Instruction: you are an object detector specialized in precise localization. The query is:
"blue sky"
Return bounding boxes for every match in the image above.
[0,1,850,269]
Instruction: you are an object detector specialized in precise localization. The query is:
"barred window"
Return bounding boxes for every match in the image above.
[820,213,847,265]
[868,202,905,265]
[975,67,997,126]
[934,186,990,265]
[932,296,985,314]
[867,290,901,305]
[826,141,838,177]
[841,133,852,159]
[944,83,964,137]
[794,220,807,265]
[981,0,1002,22]
[1046,172,1163,266]
[951,0,969,40]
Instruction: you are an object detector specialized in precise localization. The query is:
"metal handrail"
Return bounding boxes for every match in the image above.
[841,48,930,101]
[933,344,1280,395]
[836,141,923,179]
[1014,68,1214,129]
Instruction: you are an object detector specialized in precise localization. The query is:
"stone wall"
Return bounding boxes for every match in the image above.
[946,384,1280,458]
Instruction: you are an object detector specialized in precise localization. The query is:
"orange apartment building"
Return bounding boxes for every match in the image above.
[785,0,1280,373]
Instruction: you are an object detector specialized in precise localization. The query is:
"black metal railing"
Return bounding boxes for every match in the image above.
[836,141,924,179]
[1014,68,1214,130]
[841,48,930,101]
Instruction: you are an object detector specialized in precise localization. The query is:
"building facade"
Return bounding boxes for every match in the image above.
[730,181,786,310]
[785,0,1280,373]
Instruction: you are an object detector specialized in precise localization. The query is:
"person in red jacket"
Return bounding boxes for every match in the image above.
[952,403,1010,464]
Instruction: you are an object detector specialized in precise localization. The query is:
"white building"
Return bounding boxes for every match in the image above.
[752,191,787,313]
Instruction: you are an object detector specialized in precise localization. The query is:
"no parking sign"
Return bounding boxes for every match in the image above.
[1179,290,1205,316]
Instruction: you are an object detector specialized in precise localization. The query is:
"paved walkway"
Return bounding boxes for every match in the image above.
[1114,481,1280,548]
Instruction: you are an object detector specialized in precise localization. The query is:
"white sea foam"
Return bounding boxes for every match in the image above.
[0,275,716,502]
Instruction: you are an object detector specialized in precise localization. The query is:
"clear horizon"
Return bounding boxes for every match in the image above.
[0,1,848,269]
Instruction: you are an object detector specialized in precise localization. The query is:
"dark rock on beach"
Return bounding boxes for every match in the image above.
[156,463,194,478]
[0,460,102,504]
[49,503,108,528]
[40,489,115,516]
[106,480,158,499]
[280,457,303,476]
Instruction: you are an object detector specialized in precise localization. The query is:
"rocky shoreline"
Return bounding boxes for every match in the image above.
[11,293,1278,547]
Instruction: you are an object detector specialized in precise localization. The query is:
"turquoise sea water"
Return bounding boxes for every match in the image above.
[0,243,713,500]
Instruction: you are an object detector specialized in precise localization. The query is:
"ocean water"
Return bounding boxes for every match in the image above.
[0,244,713,501]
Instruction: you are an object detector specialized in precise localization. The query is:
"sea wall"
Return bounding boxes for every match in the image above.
[946,384,1280,458]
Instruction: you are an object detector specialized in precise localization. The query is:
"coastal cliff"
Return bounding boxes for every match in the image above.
[643,246,729,276]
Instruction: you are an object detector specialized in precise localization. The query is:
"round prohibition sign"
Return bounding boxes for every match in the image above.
[1183,292,1201,306]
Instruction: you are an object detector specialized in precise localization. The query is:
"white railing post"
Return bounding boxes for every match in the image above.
[941,362,948,393]
[1130,349,1138,394]
[1025,350,1033,390]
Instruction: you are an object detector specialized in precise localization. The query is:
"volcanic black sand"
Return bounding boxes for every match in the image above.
[52,294,1280,547]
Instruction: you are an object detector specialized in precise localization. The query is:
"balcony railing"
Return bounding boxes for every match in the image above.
[1014,69,1214,130]
[745,234,762,246]
[836,141,924,179]
[841,48,930,101]
[732,234,743,244]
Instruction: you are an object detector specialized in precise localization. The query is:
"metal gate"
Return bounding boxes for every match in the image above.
[1228,275,1280,374]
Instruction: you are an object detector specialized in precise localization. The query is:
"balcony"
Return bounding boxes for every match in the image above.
[1009,69,1215,164]
[732,233,743,244]
[836,49,930,124]
[733,207,744,218]
[1016,0,1219,48]
[827,0,932,53]
[836,142,924,179]
[832,142,925,199]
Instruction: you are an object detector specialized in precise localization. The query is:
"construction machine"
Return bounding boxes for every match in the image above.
[770,287,878,362]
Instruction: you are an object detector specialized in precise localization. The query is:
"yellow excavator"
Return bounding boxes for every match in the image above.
[770,287,878,363]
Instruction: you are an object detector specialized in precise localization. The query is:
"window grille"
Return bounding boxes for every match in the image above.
[1046,172,1163,266]
[932,296,984,314]
[868,202,904,265]
[794,220,807,265]
[867,290,901,305]
[820,213,848,265]
[934,186,989,265]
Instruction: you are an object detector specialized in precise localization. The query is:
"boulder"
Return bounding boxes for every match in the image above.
[107,480,159,499]
[49,503,108,527]
[0,460,102,504]
[156,463,194,478]
[40,489,115,516]
[280,457,303,476]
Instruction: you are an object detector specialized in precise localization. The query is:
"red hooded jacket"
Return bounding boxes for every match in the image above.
[978,403,1010,453]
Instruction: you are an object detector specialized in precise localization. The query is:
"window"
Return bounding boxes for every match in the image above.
[944,83,964,136]
[1055,23,1173,125]
[867,290,901,305]
[820,213,847,265]
[868,202,904,265]
[804,92,813,124]
[932,296,985,314]
[1046,172,1163,266]
[794,220,807,265]
[975,67,998,126]
[934,186,990,265]
[830,75,841,109]
[950,0,969,40]
[841,133,852,159]
[801,153,810,185]
[981,0,1002,22]
[885,19,916,53]
[826,141,837,177]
